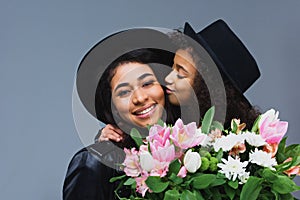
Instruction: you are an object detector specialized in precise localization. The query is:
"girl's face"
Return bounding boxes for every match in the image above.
[165,49,197,106]
[111,62,165,127]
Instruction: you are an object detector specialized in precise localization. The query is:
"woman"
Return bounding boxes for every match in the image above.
[99,20,262,142]
[63,48,179,199]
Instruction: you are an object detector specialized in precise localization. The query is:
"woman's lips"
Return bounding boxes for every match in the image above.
[133,104,156,118]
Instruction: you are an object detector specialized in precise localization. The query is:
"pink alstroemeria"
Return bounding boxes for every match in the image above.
[283,157,300,177]
[139,144,171,177]
[135,175,150,197]
[123,148,141,177]
[177,166,187,178]
[147,124,171,147]
[150,143,176,163]
[170,118,206,149]
[258,109,288,144]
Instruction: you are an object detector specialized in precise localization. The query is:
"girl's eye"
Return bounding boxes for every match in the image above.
[176,73,185,79]
[117,90,131,97]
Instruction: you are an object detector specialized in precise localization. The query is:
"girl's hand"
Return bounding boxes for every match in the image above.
[98,124,124,142]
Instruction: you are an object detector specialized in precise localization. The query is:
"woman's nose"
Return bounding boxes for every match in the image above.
[165,70,176,85]
[132,88,148,105]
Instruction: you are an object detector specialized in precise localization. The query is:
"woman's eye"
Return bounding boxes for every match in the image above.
[142,80,155,87]
[117,90,131,97]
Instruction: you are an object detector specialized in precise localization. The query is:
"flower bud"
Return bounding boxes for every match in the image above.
[183,149,201,173]
[199,157,209,171]
[139,151,154,172]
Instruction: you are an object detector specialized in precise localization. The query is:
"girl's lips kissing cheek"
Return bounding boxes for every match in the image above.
[133,104,157,119]
[166,87,175,94]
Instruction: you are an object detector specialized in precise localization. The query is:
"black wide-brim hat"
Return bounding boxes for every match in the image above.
[184,19,260,93]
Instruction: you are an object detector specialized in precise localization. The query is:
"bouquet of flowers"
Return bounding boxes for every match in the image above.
[111,107,300,200]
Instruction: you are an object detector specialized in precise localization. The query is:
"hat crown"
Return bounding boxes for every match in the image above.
[184,19,260,93]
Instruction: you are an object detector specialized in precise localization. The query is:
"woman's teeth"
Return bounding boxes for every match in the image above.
[136,105,155,115]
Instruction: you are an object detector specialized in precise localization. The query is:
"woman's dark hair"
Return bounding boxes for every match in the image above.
[169,31,260,129]
[95,48,179,130]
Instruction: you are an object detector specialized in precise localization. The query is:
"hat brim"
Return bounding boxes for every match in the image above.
[76,28,176,119]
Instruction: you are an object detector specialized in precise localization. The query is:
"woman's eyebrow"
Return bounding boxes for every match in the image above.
[114,73,154,92]
[137,73,154,81]
[114,83,129,92]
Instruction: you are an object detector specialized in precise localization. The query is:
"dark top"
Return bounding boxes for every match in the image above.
[63,140,132,200]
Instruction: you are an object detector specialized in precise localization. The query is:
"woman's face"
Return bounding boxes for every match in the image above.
[111,62,165,127]
[165,49,197,106]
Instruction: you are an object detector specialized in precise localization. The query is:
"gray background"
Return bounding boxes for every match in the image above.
[1,1,300,199]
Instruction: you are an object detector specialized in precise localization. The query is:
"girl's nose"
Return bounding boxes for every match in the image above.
[132,88,148,105]
[165,70,176,85]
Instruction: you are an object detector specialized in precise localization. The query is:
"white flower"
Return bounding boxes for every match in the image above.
[238,171,250,184]
[217,156,248,182]
[139,151,154,172]
[214,133,245,152]
[183,149,201,173]
[249,148,277,169]
[243,131,266,147]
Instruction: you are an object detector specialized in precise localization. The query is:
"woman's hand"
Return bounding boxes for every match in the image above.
[98,124,124,142]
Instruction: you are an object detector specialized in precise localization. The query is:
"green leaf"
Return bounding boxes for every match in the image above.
[123,178,135,186]
[192,174,216,189]
[130,128,143,147]
[145,176,169,193]
[168,159,181,175]
[192,190,205,200]
[211,121,224,131]
[164,189,180,200]
[109,174,126,182]
[231,120,238,133]
[169,173,183,185]
[240,176,263,200]
[215,149,224,162]
[228,180,238,189]
[201,106,215,134]
[180,190,197,200]
[251,115,261,133]
[262,168,278,183]
[272,174,300,194]
[209,177,226,187]
[224,184,236,200]
[285,144,300,158]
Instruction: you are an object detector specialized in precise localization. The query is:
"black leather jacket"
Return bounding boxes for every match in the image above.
[63,141,131,200]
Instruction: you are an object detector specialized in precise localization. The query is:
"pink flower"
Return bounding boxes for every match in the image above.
[135,175,150,197]
[150,143,176,162]
[177,166,187,178]
[123,148,141,177]
[258,109,288,144]
[149,161,170,177]
[139,144,171,177]
[170,118,207,149]
[283,157,300,177]
[147,124,171,147]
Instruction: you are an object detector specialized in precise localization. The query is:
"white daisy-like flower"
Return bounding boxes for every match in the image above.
[243,131,266,147]
[214,133,244,152]
[238,171,250,184]
[217,156,249,182]
[249,148,277,169]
